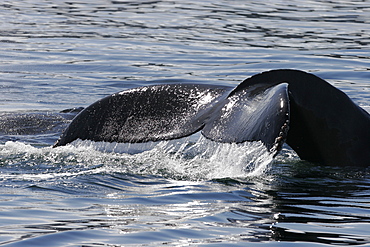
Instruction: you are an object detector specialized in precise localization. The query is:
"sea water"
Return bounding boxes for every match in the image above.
[0,0,370,246]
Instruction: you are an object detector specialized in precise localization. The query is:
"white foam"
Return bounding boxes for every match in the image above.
[70,135,275,180]
[0,136,275,181]
[143,136,274,180]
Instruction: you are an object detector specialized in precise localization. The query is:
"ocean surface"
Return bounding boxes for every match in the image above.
[0,0,370,246]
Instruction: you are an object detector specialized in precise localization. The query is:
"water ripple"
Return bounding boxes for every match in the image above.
[1,0,370,246]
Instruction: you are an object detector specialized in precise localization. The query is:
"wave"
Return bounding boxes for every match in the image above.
[0,135,276,182]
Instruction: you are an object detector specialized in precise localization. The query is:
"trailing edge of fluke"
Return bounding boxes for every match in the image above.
[53,69,370,167]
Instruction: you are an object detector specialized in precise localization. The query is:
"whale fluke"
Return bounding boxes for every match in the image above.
[54,84,230,146]
[54,69,370,167]
[53,82,290,152]
[201,82,289,151]
[237,69,370,166]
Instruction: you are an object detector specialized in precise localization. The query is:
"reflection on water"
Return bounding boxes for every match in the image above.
[0,0,370,246]
[1,0,369,110]
[1,141,370,246]
[269,165,370,245]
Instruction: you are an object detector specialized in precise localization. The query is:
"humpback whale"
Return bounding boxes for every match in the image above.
[53,69,370,167]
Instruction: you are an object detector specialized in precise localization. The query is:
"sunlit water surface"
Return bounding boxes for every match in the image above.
[0,0,370,246]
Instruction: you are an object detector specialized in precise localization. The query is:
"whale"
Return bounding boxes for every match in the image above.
[53,69,370,167]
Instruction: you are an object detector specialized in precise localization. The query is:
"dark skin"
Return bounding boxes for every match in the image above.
[236,69,370,167]
[54,69,370,167]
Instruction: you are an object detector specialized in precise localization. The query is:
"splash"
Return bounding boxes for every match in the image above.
[71,135,275,180]
[145,136,274,180]
[0,141,109,181]
[0,136,275,182]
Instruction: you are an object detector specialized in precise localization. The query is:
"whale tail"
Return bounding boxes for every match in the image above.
[236,69,370,166]
[54,69,370,167]
[53,81,290,153]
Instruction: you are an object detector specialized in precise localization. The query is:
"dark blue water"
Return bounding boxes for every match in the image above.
[1,1,370,246]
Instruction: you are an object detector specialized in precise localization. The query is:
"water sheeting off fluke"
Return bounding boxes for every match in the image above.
[54,82,290,155]
[202,83,289,151]
[54,70,370,167]
[54,84,230,146]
